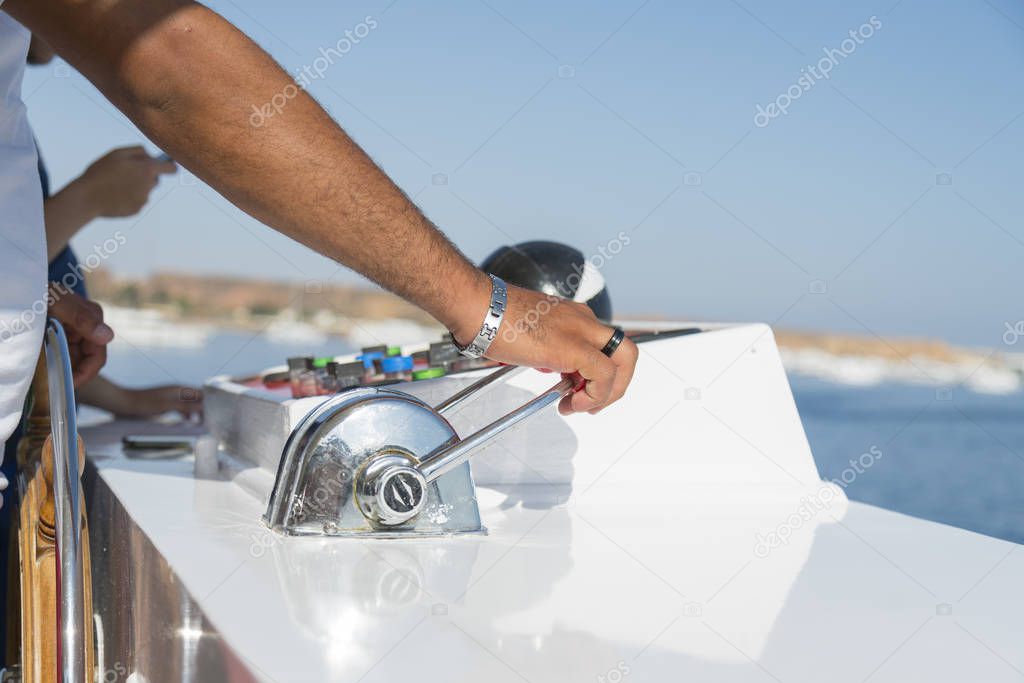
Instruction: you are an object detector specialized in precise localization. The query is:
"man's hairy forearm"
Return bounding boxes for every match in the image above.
[7,0,489,338]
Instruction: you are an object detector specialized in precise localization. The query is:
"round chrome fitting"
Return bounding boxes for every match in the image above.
[355,452,427,527]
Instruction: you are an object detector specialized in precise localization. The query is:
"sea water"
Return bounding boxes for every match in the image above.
[791,375,1024,544]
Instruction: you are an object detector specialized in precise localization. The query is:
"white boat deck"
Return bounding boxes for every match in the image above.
[80,324,1024,682]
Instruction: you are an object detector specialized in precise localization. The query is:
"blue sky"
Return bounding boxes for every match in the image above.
[18,0,1024,348]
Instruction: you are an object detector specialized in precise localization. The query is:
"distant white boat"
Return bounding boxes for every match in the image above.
[964,364,1023,395]
[100,303,210,349]
[344,317,443,347]
[263,318,329,346]
[780,347,1022,395]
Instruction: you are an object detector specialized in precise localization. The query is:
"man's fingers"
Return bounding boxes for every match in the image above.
[52,292,114,344]
[121,145,148,159]
[588,337,637,414]
[557,375,586,415]
[152,159,178,175]
[562,349,615,414]
[480,287,638,416]
[72,303,114,344]
[607,337,637,403]
[71,341,106,388]
[50,293,112,387]
[571,325,638,415]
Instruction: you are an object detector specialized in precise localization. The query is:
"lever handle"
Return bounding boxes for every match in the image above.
[435,364,523,415]
[420,375,577,482]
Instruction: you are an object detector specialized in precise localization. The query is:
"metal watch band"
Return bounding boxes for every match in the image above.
[454,275,507,359]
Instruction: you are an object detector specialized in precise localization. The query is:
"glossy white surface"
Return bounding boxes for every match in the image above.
[82,325,1024,682]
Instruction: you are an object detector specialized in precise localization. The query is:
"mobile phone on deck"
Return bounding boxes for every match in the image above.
[122,435,194,450]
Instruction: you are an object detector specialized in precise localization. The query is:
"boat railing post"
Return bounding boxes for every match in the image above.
[43,319,86,683]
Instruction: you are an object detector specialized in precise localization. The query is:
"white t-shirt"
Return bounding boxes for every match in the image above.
[0,13,47,446]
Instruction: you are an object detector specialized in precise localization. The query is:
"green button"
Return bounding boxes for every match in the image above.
[386,346,402,356]
[412,367,446,380]
[312,357,332,368]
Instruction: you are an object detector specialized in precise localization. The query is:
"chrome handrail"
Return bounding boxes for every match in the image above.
[43,319,86,683]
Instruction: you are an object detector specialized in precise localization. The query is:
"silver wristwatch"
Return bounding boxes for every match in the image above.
[453,274,507,359]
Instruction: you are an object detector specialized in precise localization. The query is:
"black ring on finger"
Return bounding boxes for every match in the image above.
[601,327,625,357]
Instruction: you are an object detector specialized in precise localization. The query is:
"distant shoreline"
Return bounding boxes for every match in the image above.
[774,330,1021,395]
[88,269,1023,395]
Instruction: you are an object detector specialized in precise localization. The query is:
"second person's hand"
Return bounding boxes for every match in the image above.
[78,145,177,218]
[48,292,114,387]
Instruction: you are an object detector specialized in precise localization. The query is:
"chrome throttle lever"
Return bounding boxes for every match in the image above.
[421,375,576,482]
[356,369,578,526]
